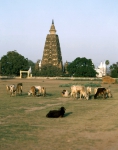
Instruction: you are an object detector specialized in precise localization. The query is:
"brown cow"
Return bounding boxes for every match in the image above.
[41,87,46,96]
[94,87,112,98]
[16,83,23,95]
[94,87,107,99]
[6,85,10,93]
[28,86,36,96]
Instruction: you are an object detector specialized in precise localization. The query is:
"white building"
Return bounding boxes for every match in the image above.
[95,61,106,77]
[28,66,32,74]
[39,60,41,70]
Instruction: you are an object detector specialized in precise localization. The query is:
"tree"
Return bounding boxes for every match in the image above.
[34,59,41,71]
[105,60,110,75]
[0,61,1,75]
[1,51,29,76]
[67,57,97,77]
[40,64,62,77]
[32,59,42,76]
[110,62,118,78]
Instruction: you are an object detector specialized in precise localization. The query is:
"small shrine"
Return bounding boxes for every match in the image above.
[20,66,32,78]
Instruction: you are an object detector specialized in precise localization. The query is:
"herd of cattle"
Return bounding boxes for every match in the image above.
[6,83,112,100]
[6,83,46,97]
[62,85,112,100]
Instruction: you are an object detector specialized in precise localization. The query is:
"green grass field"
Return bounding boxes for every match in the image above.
[0,78,118,150]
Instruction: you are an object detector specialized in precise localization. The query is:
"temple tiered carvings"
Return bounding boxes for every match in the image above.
[41,20,63,70]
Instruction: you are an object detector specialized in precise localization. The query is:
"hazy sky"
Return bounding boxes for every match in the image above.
[0,0,118,67]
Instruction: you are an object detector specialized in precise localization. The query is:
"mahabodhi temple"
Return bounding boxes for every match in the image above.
[41,20,63,71]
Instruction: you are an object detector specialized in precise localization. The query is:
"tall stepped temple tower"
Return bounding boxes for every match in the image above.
[41,20,63,71]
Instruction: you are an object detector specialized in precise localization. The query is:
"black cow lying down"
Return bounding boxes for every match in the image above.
[46,107,66,118]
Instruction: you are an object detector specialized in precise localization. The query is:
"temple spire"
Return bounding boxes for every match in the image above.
[52,19,54,24]
[49,20,56,34]
[42,20,63,71]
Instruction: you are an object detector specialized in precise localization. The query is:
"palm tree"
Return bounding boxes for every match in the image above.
[105,60,110,75]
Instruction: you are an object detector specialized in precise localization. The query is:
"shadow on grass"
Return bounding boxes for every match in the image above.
[19,93,54,98]
[17,93,28,97]
[45,93,53,97]
[64,112,73,117]
[89,95,103,100]
[89,94,112,100]
[89,95,94,100]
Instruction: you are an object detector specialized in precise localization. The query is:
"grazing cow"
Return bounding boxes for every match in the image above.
[86,86,92,95]
[71,85,89,100]
[94,87,102,94]
[80,90,89,100]
[9,84,16,96]
[28,86,36,96]
[6,85,10,93]
[35,86,42,96]
[16,83,23,95]
[70,85,78,98]
[62,90,70,97]
[94,87,112,98]
[6,84,22,96]
[94,87,107,99]
[28,86,46,97]
[41,87,46,96]
[106,88,112,98]
[71,85,86,98]
[46,107,66,118]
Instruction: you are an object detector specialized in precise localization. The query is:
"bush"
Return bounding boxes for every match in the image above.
[59,82,101,87]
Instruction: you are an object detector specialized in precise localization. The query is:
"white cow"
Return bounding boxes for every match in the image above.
[106,88,112,98]
[35,86,42,95]
[7,84,16,96]
[62,90,70,97]
[71,85,89,100]
[86,86,92,95]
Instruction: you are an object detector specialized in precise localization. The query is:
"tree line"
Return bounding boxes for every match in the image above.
[0,50,117,78]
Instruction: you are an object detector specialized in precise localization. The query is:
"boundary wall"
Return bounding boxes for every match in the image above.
[0,76,102,81]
